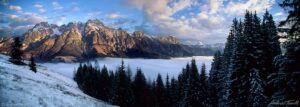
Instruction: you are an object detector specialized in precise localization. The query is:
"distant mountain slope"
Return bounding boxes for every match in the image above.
[0,19,217,62]
[0,55,116,107]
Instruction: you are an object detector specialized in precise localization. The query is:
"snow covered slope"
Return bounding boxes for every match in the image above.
[0,55,116,107]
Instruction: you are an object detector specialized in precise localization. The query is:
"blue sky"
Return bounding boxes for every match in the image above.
[0,0,287,44]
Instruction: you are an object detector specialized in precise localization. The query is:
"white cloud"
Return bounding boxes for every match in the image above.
[124,0,277,43]
[71,6,80,12]
[87,11,101,19]
[9,14,18,19]
[125,0,228,43]
[34,4,43,8]
[225,0,275,15]
[52,2,63,10]
[197,12,209,20]
[39,8,47,13]
[13,25,34,35]
[52,16,66,25]
[274,12,284,16]
[58,4,80,13]
[106,13,125,19]
[209,0,223,14]
[9,5,22,13]
[0,12,47,36]
[34,3,47,13]
[7,12,46,28]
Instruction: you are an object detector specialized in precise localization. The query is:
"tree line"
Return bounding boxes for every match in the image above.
[209,9,299,107]
[74,59,212,107]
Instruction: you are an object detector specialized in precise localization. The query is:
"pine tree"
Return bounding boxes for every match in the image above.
[247,12,267,106]
[98,65,110,101]
[178,63,190,101]
[108,70,116,103]
[229,11,271,107]
[200,63,209,106]
[29,56,37,73]
[133,68,152,107]
[269,49,300,105]
[221,18,238,107]
[170,77,180,107]
[230,11,252,107]
[165,74,172,107]
[249,68,267,106]
[269,1,300,104]
[279,0,300,39]
[180,59,207,107]
[155,74,166,107]
[209,51,223,107]
[113,60,134,107]
[262,10,281,98]
[9,37,24,65]
[189,59,202,107]
[179,63,191,107]
[126,64,132,83]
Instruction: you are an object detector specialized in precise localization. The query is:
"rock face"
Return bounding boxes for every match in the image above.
[0,19,216,62]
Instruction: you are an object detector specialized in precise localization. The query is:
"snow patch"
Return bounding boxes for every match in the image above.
[0,54,116,107]
[51,28,61,36]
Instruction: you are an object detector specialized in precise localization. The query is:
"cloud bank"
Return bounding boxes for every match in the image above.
[124,0,276,43]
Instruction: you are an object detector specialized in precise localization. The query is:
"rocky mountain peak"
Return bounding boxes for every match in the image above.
[0,19,217,62]
[84,19,108,35]
[87,19,104,25]
[132,31,146,39]
[158,36,180,44]
[31,22,50,32]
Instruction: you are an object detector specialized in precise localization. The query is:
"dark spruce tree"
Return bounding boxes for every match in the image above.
[199,63,209,106]
[98,66,111,101]
[279,0,300,39]
[189,59,202,107]
[9,37,24,65]
[229,18,246,107]
[209,51,223,107]
[155,74,166,107]
[230,11,254,107]
[180,59,206,107]
[170,77,180,107]
[178,63,190,102]
[113,60,134,107]
[221,18,239,107]
[179,63,191,107]
[165,74,172,107]
[269,44,300,105]
[29,56,37,73]
[248,12,267,106]
[261,10,281,98]
[108,70,116,103]
[133,68,152,107]
[228,10,279,107]
[268,0,300,105]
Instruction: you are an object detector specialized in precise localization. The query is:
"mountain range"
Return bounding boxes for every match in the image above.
[0,19,218,62]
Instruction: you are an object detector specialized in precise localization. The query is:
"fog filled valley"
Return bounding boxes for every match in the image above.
[1,0,300,107]
[41,56,213,80]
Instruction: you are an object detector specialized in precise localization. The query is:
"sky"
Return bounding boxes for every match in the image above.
[0,0,287,44]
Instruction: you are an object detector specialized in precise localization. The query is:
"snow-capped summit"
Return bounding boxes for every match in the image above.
[50,27,62,37]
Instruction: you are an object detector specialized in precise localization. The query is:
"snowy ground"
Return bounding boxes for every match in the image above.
[41,56,213,81]
[0,55,116,107]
